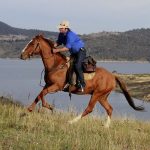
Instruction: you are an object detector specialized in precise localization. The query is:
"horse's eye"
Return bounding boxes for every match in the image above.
[30,43,34,46]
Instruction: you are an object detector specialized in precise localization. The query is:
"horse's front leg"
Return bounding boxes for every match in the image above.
[28,84,59,112]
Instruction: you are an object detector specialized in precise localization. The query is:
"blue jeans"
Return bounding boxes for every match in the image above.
[73,48,86,87]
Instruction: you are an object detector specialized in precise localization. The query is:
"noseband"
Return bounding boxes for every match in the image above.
[31,42,40,56]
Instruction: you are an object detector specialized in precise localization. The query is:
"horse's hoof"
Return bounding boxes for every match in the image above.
[49,105,54,112]
[27,107,33,112]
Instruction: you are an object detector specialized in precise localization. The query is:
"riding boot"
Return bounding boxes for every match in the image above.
[76,81,85,93]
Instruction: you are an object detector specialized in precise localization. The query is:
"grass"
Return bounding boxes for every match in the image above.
[116,74,150,101]
[0,96,150,150]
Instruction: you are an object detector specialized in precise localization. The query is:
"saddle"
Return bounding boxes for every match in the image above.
[82,56,97,73]
[66,55,97,85]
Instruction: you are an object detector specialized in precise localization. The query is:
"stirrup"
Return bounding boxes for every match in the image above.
[77,84,84,93]
[63,83,70,90]
[80,84,84,92]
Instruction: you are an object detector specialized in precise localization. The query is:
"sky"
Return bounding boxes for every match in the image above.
[0,0,150,34]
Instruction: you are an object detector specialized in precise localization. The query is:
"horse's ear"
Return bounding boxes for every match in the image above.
[39,33,44,37]
[35,34,40,39]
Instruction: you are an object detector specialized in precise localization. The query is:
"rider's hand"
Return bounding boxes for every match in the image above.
[53,48,59,53]
[54,43,58,48]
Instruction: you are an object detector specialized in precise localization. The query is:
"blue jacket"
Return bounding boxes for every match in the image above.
[57,30,84,54]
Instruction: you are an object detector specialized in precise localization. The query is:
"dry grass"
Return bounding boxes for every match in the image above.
[0,97,150,150]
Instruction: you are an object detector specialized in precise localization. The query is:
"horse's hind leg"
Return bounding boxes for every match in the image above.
[68,93,100,124]
[98,94,113,128]
[28,84,58,112]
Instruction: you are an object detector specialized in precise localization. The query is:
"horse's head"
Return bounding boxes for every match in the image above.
[20,35,54,60]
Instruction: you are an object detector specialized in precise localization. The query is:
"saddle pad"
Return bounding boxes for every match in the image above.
[84,72,95,80]
[72,72,95,85]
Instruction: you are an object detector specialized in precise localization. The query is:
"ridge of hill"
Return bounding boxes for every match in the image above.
[0,21,58,58]
[0,21,57,37]
[82,29,150,61]
[0,21,150,60]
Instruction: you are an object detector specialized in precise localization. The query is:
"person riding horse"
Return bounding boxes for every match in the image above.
[53,20,86,92]
[21,34,144,127]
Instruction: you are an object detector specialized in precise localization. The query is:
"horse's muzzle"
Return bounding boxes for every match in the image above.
[20,53,28,60]
[20,54,24,60]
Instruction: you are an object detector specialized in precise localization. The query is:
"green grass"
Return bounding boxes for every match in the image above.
[0,97,150,150]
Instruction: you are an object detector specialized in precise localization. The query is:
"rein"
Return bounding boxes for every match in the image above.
[39,57,68,87]
[30,42,40,56]
[35,40,58,71]
[29,37,69,87]
[37,40,69,72]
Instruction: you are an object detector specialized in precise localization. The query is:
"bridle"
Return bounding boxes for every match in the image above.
[23,36,70,87]
[33,38,69,72]
[30,39,53,59]
[29,41,40,57]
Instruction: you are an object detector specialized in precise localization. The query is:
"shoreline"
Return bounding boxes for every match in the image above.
[116,73,150,102]
[0,57,149,63]
[97,60,150,63]
[0,58,149,101]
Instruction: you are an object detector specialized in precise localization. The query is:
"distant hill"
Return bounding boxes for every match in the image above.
[0,21,150,60]
[0,21,58,37]
[81,29,150,61]
[0,21,58,58]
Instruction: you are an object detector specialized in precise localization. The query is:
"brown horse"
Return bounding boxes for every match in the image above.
[20,35,144,127]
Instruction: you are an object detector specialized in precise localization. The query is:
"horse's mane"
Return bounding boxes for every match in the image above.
[43,37,67,60]
[44,37,54,48]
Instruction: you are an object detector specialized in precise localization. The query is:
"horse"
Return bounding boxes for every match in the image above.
[20,34,144,128]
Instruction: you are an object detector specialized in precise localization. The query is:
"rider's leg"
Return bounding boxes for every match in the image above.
[74,49,86,90]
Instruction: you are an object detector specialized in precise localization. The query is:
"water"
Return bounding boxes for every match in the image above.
[0,58,150,121]
[98,61,150,74]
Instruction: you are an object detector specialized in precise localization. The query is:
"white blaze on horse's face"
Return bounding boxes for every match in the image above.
[22,40,33,53]
[21,39,37,60]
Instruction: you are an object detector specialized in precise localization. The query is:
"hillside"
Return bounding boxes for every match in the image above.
[82,30,150,61]
[0,21,58,58]
[0,96,150,150]
[0,21,150,60]
[0,21,58,37]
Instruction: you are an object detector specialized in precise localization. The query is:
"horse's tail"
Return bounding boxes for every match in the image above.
[115,75,144,111]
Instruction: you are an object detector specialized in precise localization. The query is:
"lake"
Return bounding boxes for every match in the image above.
[0,58,150,121]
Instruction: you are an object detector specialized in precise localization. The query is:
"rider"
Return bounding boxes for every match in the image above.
[53,20,86,92]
